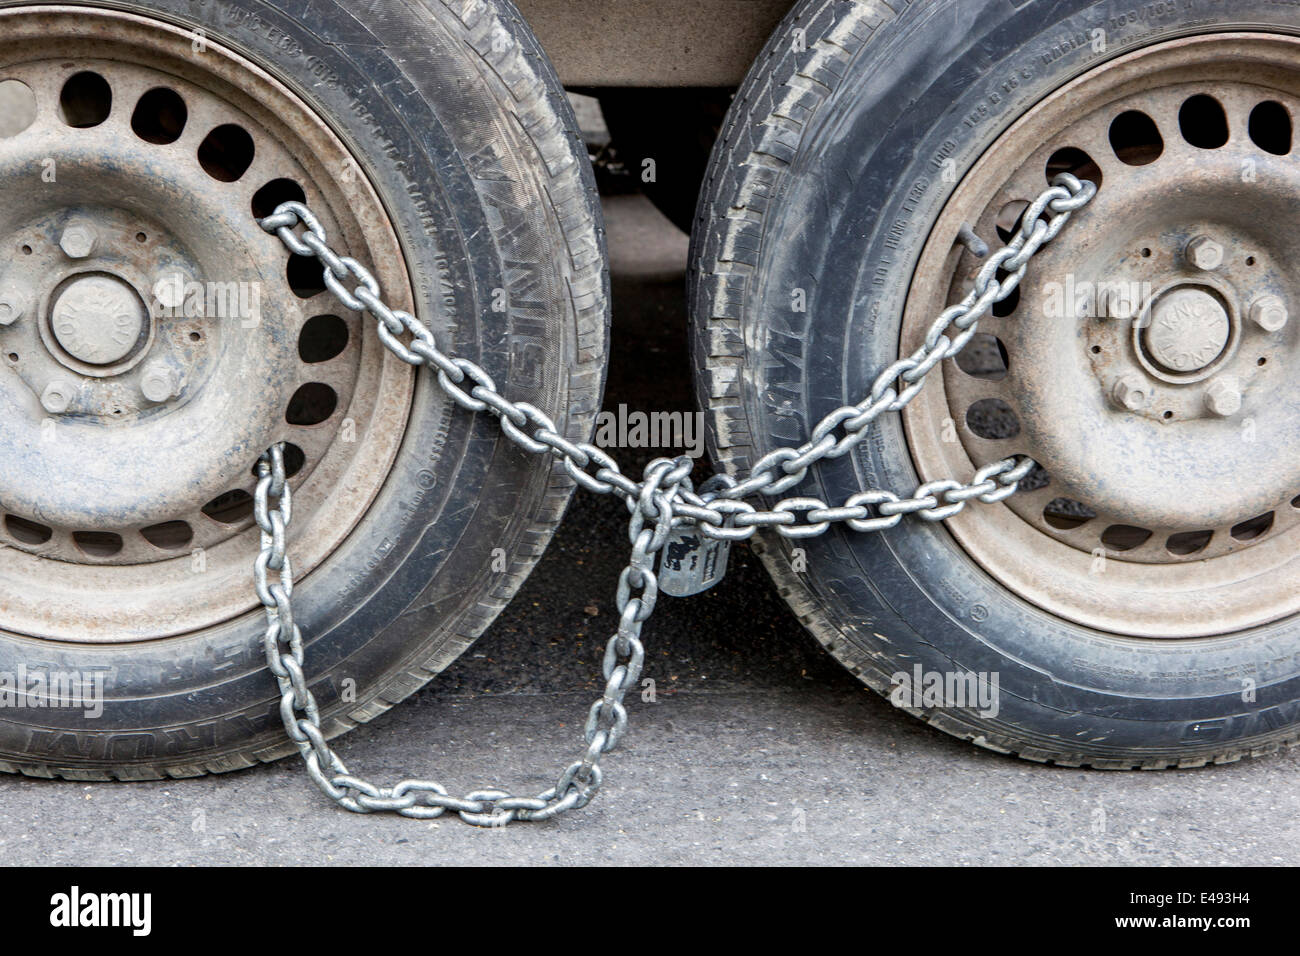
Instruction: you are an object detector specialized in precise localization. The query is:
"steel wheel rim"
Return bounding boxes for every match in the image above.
[0,6,415,642]
[902,33,1300,638]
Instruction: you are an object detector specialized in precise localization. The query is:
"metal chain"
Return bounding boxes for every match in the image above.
[254,172,1096,825]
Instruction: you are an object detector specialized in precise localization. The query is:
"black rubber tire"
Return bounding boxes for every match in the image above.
[690,0,1300,768]
[0,0,607,779]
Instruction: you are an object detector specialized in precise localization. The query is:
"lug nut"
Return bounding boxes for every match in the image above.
[140,361,179,403]
[153,272,188,310]
[59,224,98,260]
[1112,375,1150,412]
[0,282,28,326]
[1185,235,1224,271]
[1204,378,1242,417]
[1099,285,1137,321]
[1249,294,1288,332]
[41,380,75,415]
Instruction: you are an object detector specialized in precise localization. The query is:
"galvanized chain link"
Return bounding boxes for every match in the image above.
[255,172,1096,825]
[255,442,660,823]
[708,174,1095,505]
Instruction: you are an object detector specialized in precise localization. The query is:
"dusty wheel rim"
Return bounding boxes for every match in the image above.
[0,6,415,642]
[903,33,1300,638]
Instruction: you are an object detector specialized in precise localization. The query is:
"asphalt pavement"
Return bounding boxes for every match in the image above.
[1,194,1297,866]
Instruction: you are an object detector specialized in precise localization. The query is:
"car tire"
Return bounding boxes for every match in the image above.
[0,0,607,779]
[691,0,1300,767]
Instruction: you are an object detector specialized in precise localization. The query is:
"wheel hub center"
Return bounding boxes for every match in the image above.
[49,273,147,366]
[1142,286,1229,373]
